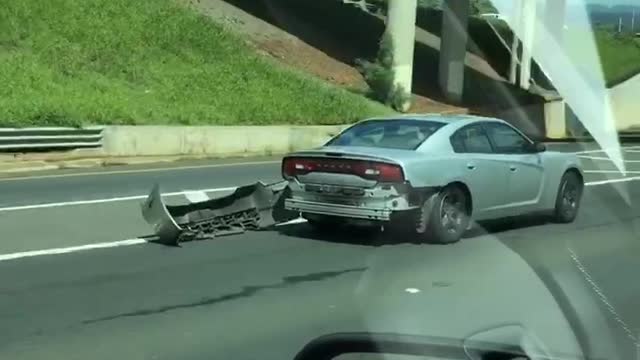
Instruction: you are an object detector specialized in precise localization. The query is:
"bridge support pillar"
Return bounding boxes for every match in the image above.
[518,0,537,90]
[387,0,417,111]
[439,0,471,104]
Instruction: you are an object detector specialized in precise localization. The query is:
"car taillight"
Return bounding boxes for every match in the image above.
[373,163,405,182]
[282,157,317,178]
[282,157,405,182]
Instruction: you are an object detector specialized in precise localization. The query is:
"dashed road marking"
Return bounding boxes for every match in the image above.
[0,217,308,262]
[0,160,280,182]
[579,155,640,162]
[584,170,640,174]
[586,176,640,186]
[0,187,237,213]
[574,145,640,155]
[0,238,149,262]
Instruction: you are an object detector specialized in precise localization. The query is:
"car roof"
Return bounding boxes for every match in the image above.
[363,113,505,127]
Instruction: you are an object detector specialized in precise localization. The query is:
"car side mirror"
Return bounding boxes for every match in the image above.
[534,142,547,153]
[527,142,546,153]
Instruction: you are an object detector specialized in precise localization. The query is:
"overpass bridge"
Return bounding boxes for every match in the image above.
[369,0,567,130]
[367,0,636,169]
[359,0,629,166]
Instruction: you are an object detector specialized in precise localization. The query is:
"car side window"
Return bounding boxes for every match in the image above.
[450,125,493,154]
[483,123,531,154]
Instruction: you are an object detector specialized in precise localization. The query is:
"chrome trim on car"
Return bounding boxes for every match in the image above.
[285,198,394,221]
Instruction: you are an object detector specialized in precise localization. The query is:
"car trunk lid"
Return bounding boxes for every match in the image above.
[282,146,414,189]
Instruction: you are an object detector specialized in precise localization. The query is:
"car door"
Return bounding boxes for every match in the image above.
[450,124,510,219]
[483,122,545,208]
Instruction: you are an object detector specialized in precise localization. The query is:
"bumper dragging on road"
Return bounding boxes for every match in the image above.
[141,181,298,246]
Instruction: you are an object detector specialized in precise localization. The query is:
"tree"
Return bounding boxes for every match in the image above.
[356,33,411,112]
[471,0,498,15]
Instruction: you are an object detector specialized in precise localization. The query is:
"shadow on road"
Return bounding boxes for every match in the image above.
[465,215,551,239]
[277,223,399,246]
[277,215,553,246]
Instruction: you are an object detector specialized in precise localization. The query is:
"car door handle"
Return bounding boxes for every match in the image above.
[509,165,517,172]
[466,163,476,170]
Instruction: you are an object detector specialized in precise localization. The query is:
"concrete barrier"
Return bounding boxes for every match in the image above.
[609,73,640,132]
[101,125,350,157]
[547,73,640,139]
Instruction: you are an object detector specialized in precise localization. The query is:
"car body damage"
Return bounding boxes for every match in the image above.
[141,181,298,245]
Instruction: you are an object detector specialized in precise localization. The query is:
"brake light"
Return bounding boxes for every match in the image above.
[282,157,316,178]
[282,157,405,182]
[375,163,405,182]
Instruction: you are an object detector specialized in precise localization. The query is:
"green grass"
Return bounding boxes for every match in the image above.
[563,29,640,87]
[593,31,640,87]
[0,0,391,127]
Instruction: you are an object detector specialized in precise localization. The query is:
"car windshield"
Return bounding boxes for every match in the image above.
[327,119,445,150]
[3,0,640,359]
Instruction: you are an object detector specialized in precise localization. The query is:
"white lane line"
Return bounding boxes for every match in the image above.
[585,170,640,174]
[574,145,640,154]
[276,217,308,226]
[6,171,640,262]
[0,186,237,213]
[586,176,640,186]
[0,218,309,262]
[578,155,612,160]
[579,155,640,163]
[0,238,149,262]
[183,191,211,203]
[0,160,281,183]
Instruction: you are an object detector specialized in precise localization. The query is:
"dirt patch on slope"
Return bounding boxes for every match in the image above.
[178,0,466,114]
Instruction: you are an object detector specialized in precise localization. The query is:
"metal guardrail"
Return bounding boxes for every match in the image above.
[0,127,104,151]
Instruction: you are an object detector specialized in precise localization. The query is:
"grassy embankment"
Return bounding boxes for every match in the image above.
[593,31,640,87]
[0,0,391,127]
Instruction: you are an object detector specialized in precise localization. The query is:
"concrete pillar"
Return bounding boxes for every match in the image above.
[508,0,522,85]
[544,100,567,139]
[439,0,471,104]
[386,0,417,111]
[519,0,537,90]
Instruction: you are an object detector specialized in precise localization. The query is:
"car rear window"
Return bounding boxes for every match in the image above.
[326,119,445,150]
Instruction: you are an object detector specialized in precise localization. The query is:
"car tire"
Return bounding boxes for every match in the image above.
[553,170,584,223]
[419,185,470,244]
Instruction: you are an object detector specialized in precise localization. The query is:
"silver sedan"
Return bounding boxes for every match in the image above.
[282,114,585,244]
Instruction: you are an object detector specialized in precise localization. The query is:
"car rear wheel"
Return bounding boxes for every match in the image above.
[419,186,470,244]
[553,171,584,223]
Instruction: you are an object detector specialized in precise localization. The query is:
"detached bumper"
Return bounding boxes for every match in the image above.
[141,181,298,245]
[285,198,394,221]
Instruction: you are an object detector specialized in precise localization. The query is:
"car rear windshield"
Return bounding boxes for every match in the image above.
[326,119,445,150]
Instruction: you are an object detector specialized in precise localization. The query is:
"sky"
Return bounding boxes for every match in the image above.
[491,0,639,16]
[491,0,640,6]
[584,0,640,5]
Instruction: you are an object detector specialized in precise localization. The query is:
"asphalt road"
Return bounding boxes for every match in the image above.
[1,146,640,360]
